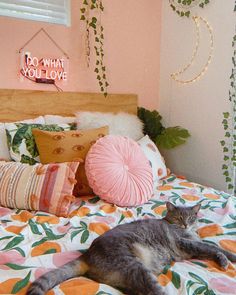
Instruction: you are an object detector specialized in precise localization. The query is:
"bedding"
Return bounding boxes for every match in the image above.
[0,174,235,295]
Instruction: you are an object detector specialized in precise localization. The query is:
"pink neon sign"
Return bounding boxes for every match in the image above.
[21,54,68,82]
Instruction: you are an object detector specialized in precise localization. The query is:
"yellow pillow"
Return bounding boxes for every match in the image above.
[32,126,109,196]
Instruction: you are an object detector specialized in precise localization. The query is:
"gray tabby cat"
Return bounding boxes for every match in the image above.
[27,202,236,295]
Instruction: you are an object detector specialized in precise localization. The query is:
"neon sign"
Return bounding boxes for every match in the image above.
[20,53,68,83]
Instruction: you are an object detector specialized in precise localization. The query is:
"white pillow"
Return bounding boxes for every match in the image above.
[0,116,45,161]
[138,135,167,183]
[76,111,144,141]
[44,115,75,124]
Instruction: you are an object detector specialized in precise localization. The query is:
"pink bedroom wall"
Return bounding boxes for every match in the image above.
[0,0,162,110]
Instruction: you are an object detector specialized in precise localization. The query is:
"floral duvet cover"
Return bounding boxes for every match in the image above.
[0,174,235,295]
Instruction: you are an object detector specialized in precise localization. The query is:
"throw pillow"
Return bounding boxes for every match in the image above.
[75,111,144,141]
[85,135,153,206]
[5,123,75,165]
[0,116,45,161]
[0,161,79,217]
[138,135,167,182]
[32,126,109,196]
[44,115,76,124]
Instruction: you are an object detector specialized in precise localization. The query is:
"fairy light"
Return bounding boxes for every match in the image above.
[171,16,214,84]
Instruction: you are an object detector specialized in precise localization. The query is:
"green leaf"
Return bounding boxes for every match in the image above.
[32,237,48,248]
[189,272,207,285]
[156,127,190,149]
[71,229,84,241]
[2,235,24,251]
[0,235,13,241]
[223,112,230,118]
[137,107,164,140]
[118,214,125,224]
[80,221,88,229]
[12,271,31,294]
[21,154,37,165]
[198,218,213,224]
[186,280,195,294]
[223,222,236,229]
[28,219,42,235]
[194,286,207,294]
[81,230,89,244]
[44,248,57,255]
[88,196,100,204]
[25,136,38,158]
[171,271,181,289]
[5,263,33,270]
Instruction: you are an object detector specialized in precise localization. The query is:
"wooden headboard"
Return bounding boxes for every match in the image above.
[0,89,138,122]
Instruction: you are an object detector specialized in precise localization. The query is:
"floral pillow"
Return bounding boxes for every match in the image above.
[5,123,76,165]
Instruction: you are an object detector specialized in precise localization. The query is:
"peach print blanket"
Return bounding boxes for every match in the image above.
[0,174,235,295]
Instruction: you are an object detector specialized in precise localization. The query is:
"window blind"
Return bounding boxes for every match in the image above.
[0,0,70,26]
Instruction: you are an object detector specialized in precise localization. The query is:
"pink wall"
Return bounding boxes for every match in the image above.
[0,0,162,109]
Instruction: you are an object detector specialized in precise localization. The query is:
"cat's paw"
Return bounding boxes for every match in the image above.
[216,252,230,270]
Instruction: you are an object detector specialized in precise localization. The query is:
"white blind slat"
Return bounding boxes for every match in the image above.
[0,0,70,26]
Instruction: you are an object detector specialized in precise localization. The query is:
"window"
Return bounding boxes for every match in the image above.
[0,0,71,26]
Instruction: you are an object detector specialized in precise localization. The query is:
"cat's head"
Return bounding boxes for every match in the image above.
[164,202,201,229]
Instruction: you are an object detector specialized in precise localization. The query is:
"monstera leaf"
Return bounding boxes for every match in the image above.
[138,107,190,149]
[155,127,190,149]
[21,155,37,165]
[137,107,164,140]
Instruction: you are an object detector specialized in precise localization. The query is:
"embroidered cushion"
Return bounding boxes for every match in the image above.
[32,126,109,196]
[0,161,79,217]
[85,135,153,206]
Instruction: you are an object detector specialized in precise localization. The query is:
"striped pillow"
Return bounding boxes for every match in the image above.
[0,161,79,217]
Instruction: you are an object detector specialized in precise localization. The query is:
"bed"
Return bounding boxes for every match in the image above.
[0,89,235,295]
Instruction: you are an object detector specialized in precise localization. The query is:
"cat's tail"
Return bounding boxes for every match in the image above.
[26,256,89,295]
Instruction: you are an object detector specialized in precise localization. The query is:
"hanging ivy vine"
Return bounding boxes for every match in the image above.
[80,0,109,96]
[220,32,236,195]
[169,0,210,17]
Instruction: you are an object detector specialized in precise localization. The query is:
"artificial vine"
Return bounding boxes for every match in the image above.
[169,0,210,17]
[220,32,236,195]
[80,0,109,96]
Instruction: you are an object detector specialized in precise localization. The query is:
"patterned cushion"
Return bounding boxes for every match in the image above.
[0,161,79,217]
[5,123,76,165]
[138,135,167,183]
[32,126,109,196]
[0,116,45,161]
[85,135,153,206]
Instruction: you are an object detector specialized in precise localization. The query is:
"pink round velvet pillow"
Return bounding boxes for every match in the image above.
[85,135,153,206]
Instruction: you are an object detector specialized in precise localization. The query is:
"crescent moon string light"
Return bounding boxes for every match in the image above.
[171,16,214,84]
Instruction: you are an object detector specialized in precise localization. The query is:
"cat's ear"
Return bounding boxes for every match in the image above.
[166,202,176,212]
[192,203,201,213]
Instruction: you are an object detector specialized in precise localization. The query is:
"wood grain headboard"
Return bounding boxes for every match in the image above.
[0,89,138,122]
